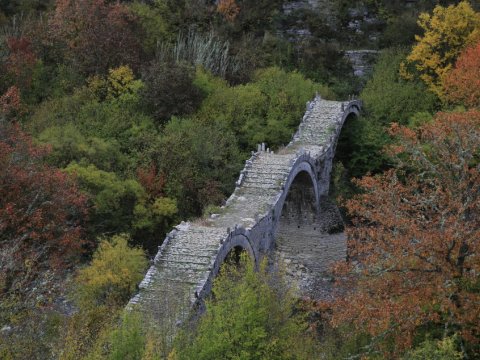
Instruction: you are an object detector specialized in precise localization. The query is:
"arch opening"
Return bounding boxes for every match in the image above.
[214,236,257,279]
[223,245,247,267]
[209,245,252,299]
[278,171,318,232]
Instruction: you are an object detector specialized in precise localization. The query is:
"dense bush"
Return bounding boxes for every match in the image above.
[333,47,438,180]
[141,60,203,125]
[74,234,147,310]
[361,48,438,126]
[26,67,184,251]
[174,255,316,359]
[0,119,87,296]
[49,0,143,75]
[196,66,332,150]
[152,117,242,217]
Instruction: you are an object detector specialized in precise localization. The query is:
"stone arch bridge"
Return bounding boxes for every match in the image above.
[129,96,361,334]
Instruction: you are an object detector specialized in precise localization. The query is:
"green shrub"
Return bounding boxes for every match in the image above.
[141,60,203,125]
[65,163,147,236]
[404,336,464,360]
[174,254,316,359]
[75,234,148,309]
[361,48,438,126]
[154,117,242,217]
[130,1,173,55]
[38,124,128,171]
[196,66,333,151]
[107,312,146,360]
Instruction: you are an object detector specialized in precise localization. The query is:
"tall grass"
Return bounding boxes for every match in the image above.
[157,30,244,79]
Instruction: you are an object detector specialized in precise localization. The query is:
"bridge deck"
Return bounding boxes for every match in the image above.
[129,97,361,336]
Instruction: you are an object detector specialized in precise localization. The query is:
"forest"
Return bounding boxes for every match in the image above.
[0,0,479,359]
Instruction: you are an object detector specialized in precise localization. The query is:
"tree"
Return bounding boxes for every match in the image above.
[443,41,480,108]
[217,0,240,22]
[130,0,173,55]
[141,60,203,125]
[403,1,480,97]
[362,48,438,126]
[175,254,316,359]
[49,0,142,75]
[0,119,88,296]
[153,117,242,217]
[331,110,480,356]
[3,36,38,91]
[0,86,22,119]
[195,66,331,151]
[75,234,148,309]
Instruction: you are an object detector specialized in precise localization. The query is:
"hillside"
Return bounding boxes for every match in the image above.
[1,1,479,359]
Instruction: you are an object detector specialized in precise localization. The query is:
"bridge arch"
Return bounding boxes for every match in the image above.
[273,158,319,238]
[214,231,257,272]
[197,229,257,299]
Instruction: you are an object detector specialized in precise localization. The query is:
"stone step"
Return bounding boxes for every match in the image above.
[151,270,206,285]
[249,163,292,172]
[246,168,290,176]
[241,183,281,190]
[243,177,282,186]
[164,248,218,258]
[157,254,212,266]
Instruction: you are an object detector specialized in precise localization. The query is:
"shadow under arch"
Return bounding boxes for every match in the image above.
[332,111,360,172]
[276,169,319,234]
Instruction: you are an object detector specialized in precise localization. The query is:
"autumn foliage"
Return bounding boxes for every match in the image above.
[0,120,88,296]
[217,0,240,22]
[443,41,480,108]
[332,111,480,354]
[403,1,480,97]
[0,86,22,117]
[4,36,37,89]
[50,0,142,74]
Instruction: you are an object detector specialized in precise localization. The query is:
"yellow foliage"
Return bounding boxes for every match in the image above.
[87,75,108,100]
[75,234,148,309]
[167,349,179,360]
[403,1,480,97]
[141,333,164,360]
[152,197,177,217]
[58,306,117,360]
[108,65,134,97]
[86,66,143,101]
